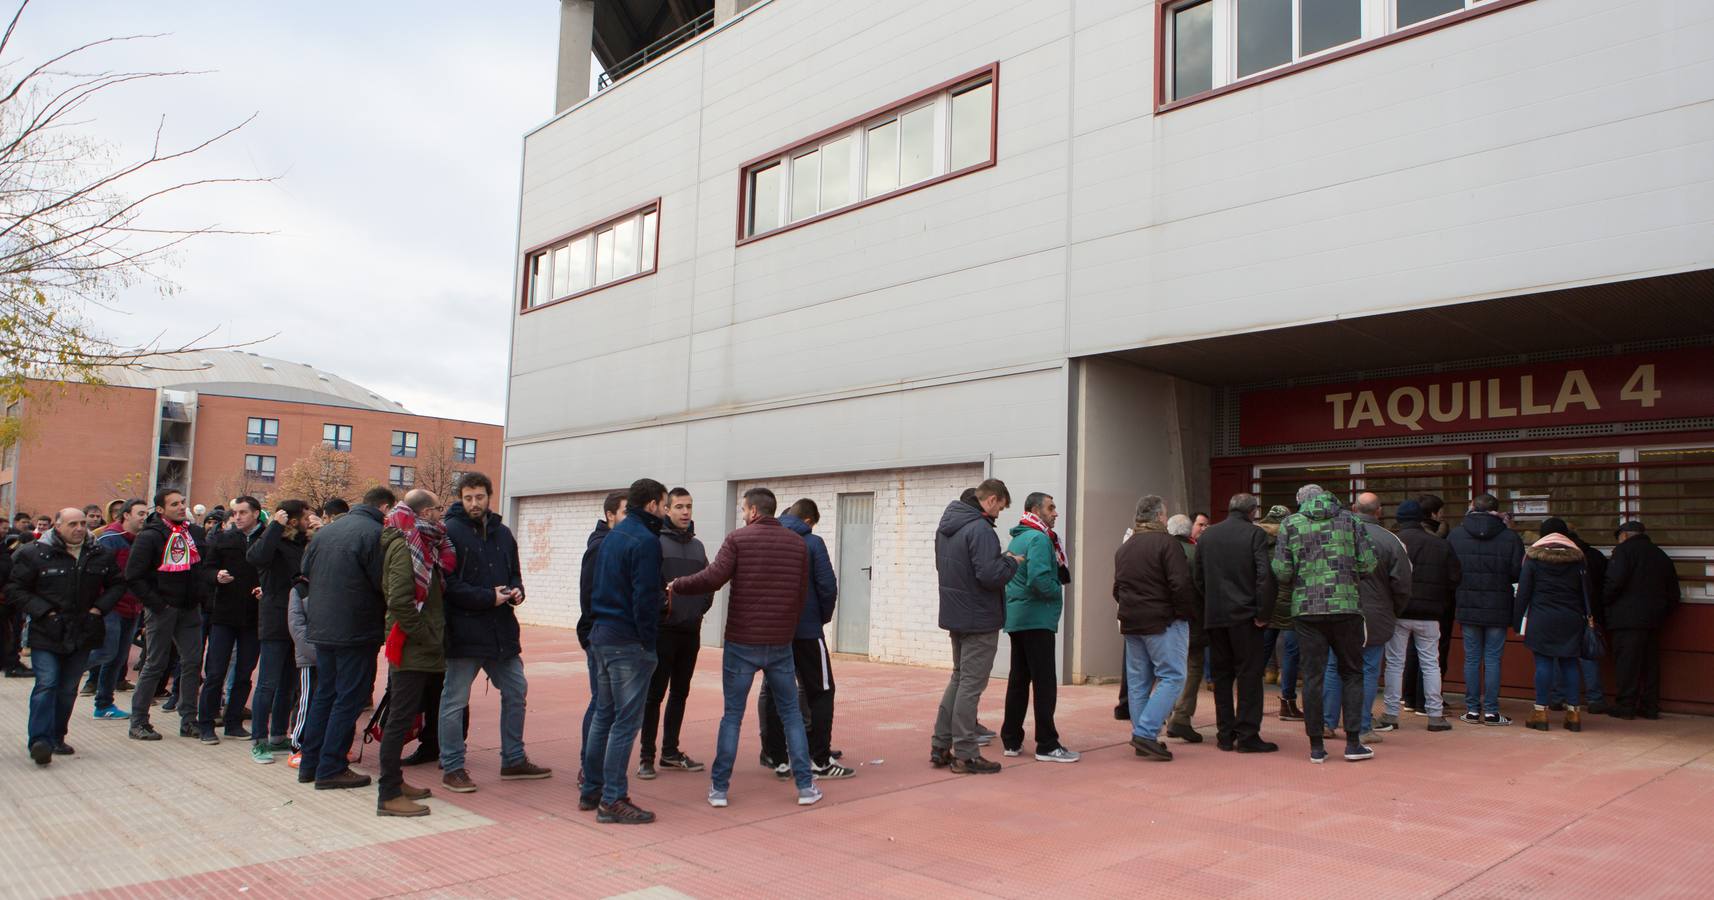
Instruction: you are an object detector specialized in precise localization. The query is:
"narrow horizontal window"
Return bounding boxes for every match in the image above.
[738,64,999,241]
[520,201,661,311]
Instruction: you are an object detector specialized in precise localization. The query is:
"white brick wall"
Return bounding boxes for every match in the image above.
[735,463,983,670]
[513,490,618,631]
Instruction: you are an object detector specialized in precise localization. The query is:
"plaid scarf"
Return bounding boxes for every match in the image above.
[158,519,200,572]
[1017,511,1066,567]
[383,504,454,667]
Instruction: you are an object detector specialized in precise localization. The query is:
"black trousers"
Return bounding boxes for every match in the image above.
[1206,622,1266,745]
[411,671,467,758]
[379,668,432,801]
[639,629,701,761]
[0,604,23,669]
[1296,615,1364,744]
[1610,627,1662,716]
[761,636,836,766]
[1001,629,1059,755]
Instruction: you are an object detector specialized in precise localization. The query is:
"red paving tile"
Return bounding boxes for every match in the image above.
[31,624,1714,899]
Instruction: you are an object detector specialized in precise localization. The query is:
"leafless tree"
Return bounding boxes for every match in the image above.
[271,445,353,512]
[0,0,270,449]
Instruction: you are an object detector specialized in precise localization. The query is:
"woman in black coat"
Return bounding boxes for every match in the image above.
[1514,533,1591,733]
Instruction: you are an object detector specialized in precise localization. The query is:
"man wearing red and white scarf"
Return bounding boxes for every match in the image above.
[377,489,453,817]
[124,489,212,741]
[1000,492,1079,763]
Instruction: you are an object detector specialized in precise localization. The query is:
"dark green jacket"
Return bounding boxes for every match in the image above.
[1271,492,1376,618]
[1004,526,1062,633]
[382,527,446,673]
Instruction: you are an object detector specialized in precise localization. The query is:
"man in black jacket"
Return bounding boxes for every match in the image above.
[1,524,29,678]
[1194,493,1278,753]
[1603,521,1680,719]
[247,500,310,763]
[9,508,125,764]
[637,487,710,781]
[296,486,394,790]
[438,472,551,794]
[578,491,626,773]
[126,489,212,741]
[930,479,1020,775]
[197,496,265,744]
[1385,499,1459,732]
[1447,493,1523,726]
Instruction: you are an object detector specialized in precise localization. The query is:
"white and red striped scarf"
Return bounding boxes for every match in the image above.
[1017,511,1066,567]
[158,520,200,572]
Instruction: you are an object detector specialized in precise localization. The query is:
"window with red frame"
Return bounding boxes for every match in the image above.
[523,203,659,309]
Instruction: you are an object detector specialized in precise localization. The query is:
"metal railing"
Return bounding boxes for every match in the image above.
[596,9,714,90]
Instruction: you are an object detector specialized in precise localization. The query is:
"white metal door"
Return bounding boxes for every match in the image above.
[835,493,874,654]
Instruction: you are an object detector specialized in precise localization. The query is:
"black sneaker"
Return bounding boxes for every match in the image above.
[52,741,75,755]
[198,727,221,745]
[179,722,199,738]
[950,755,1001,774]
[1130,737,1173,761]
[129,723,162,741]
[224,725,251,740]
[659,753,705,772]
[1235,738,1279,753]
[578,792,599,812]
[1344,743,1375,762]
[1166,722,1204,743]
[29,740,53,766]
[596,797,656,824]
[759,751,778,769]
[636,759,657,780]
[1482,713,1513,727]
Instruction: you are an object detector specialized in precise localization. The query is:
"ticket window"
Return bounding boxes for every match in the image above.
[1252,457,1472,529]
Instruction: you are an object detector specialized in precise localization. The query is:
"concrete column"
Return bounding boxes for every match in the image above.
[714,0,761,25]
[554,0,596,114]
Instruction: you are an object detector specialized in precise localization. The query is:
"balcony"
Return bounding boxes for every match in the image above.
[160,401,191,422]
[596,9,713,90]
[158,442,190,459]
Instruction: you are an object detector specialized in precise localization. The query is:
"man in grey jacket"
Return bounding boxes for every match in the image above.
[930,479,1021,775]
[1322,492,1411,742]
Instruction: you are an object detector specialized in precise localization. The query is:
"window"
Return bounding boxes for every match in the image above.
[244,454,277,481]
[246,417,279,446]
[323,424,352,452]
[391,430,418,458]
[1162,0,1522,106]
[453,437,478,463]
[739,64,998,240]
[522,202,660,310]
[389,465,415,488]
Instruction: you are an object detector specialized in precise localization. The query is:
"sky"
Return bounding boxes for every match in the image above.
[12,0,573,424]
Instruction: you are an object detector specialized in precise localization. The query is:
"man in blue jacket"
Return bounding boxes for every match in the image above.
[582,478,668,825]
[758,499,850,779]
[437,472,552,794]
[1447,493,1524,726]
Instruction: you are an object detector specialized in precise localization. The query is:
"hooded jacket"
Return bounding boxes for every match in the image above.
[441,501,524,660]
[779,513,837,641]
[1005,524,1063,633]
[207,522,264,630]
[285,585,315,668]
[247,519,308,642]
[1447,512,1524,628]
[92,523,142,619]
[1352,511,1412,646]
[1602,534,1680,630]
[589,508,665,650]
[1394,518,1461,621]
[1271,492,1376,619]
[577,520,610,649]
[299,504,387,648]
[660,520,714,633]
[125,514,212,613]
[1514,538,1589,658]
[1113,521,1196,635]
[673,515,809,646]
[8,529,125,654]
[1194,510,1276,629]
[1260,522,1296,630]
[381,527,447,673]
[934,499,1018,633]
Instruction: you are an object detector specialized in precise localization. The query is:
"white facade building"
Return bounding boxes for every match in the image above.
[505,0,1714,707]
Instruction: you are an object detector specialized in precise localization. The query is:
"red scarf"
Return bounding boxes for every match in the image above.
[383,504,455,666]
[158,520,199,572]
[1018,512,1066,567]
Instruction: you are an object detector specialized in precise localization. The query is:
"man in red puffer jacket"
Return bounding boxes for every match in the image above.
[88,499,149,717]
[668,487,816,809]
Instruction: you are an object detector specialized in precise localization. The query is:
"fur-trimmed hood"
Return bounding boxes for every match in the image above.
[1527,533,1584,564]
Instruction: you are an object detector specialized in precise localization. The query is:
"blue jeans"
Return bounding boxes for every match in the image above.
[580,653,598,751]
[1125,621,1189,741]
[1534,653,1582,706]
[89,612,138,710]
[1278,630,1301,702]
[297,644,376,780]
[580,642,656,805]
[1324,643,1384,732]
[28,648,91,748]
[250,639,296,743]
[1463,626,1508,715]
[711,641,814,792]
[1549,658,1603,706]
[440,655,529,772]
[199,623,259,732]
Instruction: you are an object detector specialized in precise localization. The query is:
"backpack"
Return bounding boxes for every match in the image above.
[355,691,422,762]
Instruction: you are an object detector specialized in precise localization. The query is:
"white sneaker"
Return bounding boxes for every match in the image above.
[707,789,728,808]
[1002,747,1021,757]
[1035,747,1081,764]
[797,785,823,806]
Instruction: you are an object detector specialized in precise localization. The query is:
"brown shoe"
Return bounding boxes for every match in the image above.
[1564,706,1582,733]
[401,782,431,800]
[442,768,477,793]
[314,769,372,791]
[1279,699,1304,721]
[500,759,553,780]
[378,795,430,817]
[1527,708,1550,731]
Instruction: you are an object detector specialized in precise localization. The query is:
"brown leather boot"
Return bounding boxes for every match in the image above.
[378,795,430,817]
[1526,707,1550,731]
[401,782,431,800]
[1279,699,1305,721]
[1564,706,1582,733]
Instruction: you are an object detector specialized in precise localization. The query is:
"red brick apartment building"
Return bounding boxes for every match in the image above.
[1,351,502,517]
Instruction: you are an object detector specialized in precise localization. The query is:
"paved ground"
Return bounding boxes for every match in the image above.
[3,625,1712,899]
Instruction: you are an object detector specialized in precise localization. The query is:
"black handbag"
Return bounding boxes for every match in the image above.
[1579,567,1606,661]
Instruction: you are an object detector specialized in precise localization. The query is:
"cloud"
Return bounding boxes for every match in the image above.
[13,0,559,423]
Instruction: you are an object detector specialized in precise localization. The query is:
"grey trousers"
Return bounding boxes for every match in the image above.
[130,607,204,726]
[932,630,999,760]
